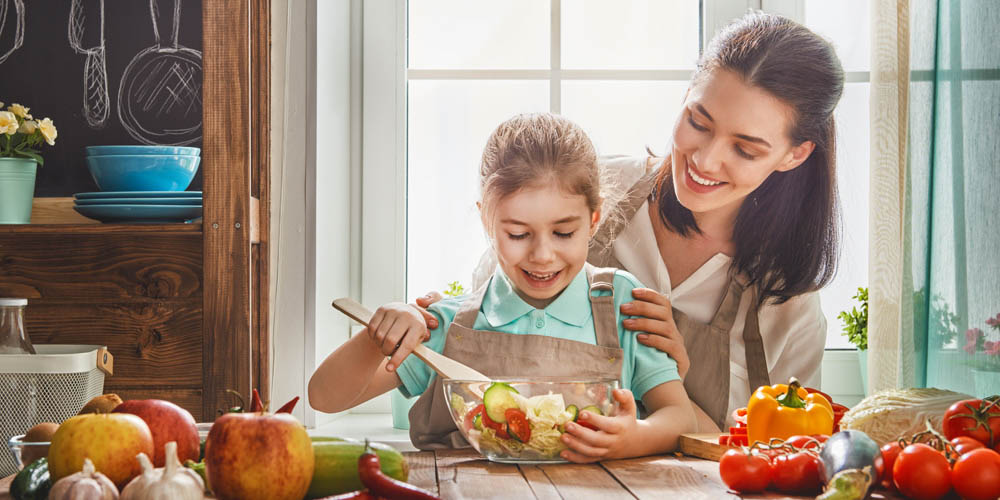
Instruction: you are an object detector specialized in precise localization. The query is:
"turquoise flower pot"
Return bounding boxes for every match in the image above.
[0,158,37,224]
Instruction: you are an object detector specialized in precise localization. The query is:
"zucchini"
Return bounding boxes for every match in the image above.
[307,440,409,499]
[483,382,520,423]
[9,457,51,500]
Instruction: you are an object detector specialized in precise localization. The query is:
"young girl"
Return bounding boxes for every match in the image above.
[308,113,695,462]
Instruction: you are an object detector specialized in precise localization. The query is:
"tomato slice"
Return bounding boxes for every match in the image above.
[504,408,531,443]
[464,404,484,431]
[481,408,510,439]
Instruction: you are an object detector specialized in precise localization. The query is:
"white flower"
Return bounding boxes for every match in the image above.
[8,103,31,119]
[0,111,17,135]
[37,117,57,145]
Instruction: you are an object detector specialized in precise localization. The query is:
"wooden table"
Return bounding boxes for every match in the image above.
[2,450,905,499]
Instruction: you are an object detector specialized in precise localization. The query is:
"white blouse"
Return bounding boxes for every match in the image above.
[605,156,827,425]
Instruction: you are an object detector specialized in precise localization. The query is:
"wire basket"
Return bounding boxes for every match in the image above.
[1,345,113,476]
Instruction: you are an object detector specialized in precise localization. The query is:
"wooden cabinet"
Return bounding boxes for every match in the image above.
[0,0,271,422]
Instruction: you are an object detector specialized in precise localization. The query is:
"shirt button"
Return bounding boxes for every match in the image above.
[536,319,545,328]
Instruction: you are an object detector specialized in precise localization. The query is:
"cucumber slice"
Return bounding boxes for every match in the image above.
[581,405,603,417]
[473,413,482,431]
[565,404,579,422]
[483,382,520,423]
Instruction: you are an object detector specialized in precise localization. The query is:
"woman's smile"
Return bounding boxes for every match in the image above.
[685,163,727,193]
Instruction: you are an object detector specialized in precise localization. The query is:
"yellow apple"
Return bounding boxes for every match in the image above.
[48,413,154,488]
[206,412,315,500]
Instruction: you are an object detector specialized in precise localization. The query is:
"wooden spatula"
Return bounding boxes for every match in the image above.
[332,297,491,382]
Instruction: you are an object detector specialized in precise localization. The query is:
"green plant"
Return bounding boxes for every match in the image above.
[443,281,465,298]
[838,287,868,351]
[0,102,57,164]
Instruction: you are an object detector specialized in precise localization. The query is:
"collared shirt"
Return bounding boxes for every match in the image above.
[397,267,680,401]
[602,155,827,423]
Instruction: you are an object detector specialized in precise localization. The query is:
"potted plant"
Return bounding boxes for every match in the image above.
[0,102,57,224]
[838,287,868,395]
[963,313,1000,398]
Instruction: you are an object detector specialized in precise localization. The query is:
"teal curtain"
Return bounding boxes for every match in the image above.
[907,0,1000,397]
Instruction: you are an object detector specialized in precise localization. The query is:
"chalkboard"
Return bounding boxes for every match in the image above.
[0,0,202,196]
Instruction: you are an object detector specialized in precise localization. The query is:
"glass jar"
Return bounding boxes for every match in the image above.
[0,298,35,354]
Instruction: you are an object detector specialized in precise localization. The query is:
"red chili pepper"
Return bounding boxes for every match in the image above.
[358,441,440,500]
[250,388,264,412]
[276,396,300,413]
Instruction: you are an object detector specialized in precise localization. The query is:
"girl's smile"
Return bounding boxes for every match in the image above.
[486,183,599,304]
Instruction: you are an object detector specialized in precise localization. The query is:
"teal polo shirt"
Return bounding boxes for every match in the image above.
[396,267,680,401]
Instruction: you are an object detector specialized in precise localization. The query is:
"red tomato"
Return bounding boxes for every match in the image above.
[481,409,510,440]
[951,435,986,455]
[892,443,951,500]
[718,449,772,493]
[463,404,484,431]
[943,397,1000,447]
[731,407,748,426]
[880,441,903,490]
[504,409,531,443]
[782,434,828,450]
[951,448,1000,500]
[770,451,824,495]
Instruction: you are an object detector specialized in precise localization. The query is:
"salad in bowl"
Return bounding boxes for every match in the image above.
[443,378,619,463]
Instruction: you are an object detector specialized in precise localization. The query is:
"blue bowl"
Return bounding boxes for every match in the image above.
[85,145,201,156]
[86,154,201,192]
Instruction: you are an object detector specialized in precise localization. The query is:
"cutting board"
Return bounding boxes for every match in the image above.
[678,433,731,461]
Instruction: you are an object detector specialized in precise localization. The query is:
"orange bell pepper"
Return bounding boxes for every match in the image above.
[746,377,834,446]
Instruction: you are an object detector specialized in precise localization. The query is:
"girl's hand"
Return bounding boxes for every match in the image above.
[559,389,638,463]
[412,291,444,330]
[368,302,430,372]
[621,288,690,379]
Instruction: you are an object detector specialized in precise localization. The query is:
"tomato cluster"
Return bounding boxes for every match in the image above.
[718,435,828,495]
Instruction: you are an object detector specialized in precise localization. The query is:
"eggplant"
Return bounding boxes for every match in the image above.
[817,430,882,500]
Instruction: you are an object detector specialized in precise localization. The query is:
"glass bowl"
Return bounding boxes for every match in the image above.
[443,378,620,463]
[7,434,50,470]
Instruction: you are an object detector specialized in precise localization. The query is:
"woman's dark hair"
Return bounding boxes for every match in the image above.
[656,11,844,305]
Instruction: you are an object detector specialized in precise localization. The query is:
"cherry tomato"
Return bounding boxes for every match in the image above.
[770,450,824,495]
[463,404,484,431]
[951,448,1000,500]
[504,408,531,443]
[951,435,986,455]
[879,441,902,490]
[783,434,827,450]
[892,443,951,500]
[943,397,1000,447]
[718,448,772,493]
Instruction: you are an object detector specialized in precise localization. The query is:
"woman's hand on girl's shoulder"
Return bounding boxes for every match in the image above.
[622,288,690,379]
[559,389,639,463]
[368,302,431,372]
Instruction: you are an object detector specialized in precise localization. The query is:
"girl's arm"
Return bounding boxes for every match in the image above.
[307,328,402,413]
[559,381,696,462]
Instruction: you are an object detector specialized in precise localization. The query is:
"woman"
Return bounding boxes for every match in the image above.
[419,12,844,433]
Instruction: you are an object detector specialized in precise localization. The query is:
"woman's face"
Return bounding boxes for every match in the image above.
[487,184,599,301]
[670,69,814,219]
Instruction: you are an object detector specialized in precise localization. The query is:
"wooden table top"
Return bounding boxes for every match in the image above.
[2,449,905,499]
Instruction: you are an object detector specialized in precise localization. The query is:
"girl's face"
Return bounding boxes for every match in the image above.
[670,69,814,219]
[487,183,599,301]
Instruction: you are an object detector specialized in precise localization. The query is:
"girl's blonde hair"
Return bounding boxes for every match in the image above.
[479,113,601,232]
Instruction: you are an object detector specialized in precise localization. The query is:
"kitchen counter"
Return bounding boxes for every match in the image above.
[1,449,906,499]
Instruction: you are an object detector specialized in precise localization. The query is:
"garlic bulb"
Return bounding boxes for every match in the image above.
[120,441,205,500]
[49,457,119,500]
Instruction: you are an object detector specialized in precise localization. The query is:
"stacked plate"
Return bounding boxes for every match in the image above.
[73,191,203,223]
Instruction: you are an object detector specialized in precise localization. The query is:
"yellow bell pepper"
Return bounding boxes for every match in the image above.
[746,377,834,446]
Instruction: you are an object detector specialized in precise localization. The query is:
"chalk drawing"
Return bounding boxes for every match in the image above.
[68,0,110,128]
[0,0,24,65]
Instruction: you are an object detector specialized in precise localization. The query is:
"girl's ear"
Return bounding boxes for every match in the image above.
[589,208,602,236]
[777,140,815,172]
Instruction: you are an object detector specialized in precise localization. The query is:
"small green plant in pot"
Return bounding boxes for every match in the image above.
[0,102,58,224]
[838,287,868,394]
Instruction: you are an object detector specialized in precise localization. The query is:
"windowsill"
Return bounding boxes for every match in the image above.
[310,413,417,452]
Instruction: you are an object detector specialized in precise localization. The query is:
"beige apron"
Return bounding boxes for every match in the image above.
[408,264,625,450]
[588,169,771,429]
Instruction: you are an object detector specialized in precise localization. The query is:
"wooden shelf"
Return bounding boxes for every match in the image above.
[0,223,202,234]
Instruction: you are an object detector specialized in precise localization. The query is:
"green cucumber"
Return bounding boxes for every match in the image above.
[565,404,579,421]
[473,413,482,431]
[581,405,603,417]
[10,457,51,500]
[307,440,408,499]
[483,382,520,423]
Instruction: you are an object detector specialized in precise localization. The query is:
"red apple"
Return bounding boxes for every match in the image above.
[113,399,200,467]
[48,413,154,488]
[206,412,314,500]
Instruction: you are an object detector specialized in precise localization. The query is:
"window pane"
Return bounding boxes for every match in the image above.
[804,0,870,72]
[819,82,870,349]
[407,80,549,300]
[561,81,687,157]
[561,0,699,70]
[408,0,550,69]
